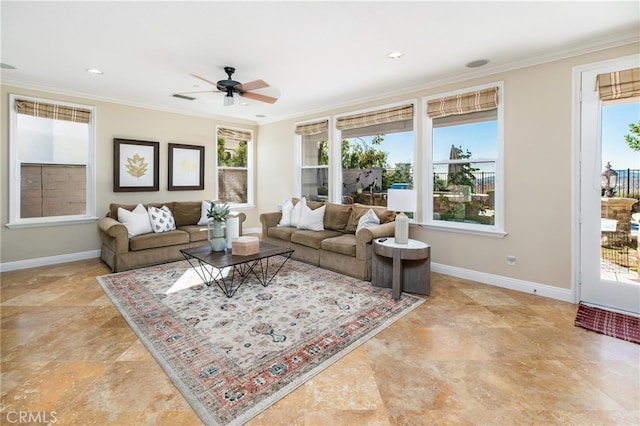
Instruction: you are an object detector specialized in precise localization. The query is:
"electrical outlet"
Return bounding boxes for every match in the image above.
[507,255,516,266]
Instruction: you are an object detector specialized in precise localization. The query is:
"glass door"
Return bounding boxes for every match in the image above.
[578,57,640,315]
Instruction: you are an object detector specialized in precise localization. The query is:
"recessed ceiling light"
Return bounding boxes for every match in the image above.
[0,63,16,70]
[387,51,404,60]
[255,114,266,118]
[86,68,103,75]
[466,59,489,68]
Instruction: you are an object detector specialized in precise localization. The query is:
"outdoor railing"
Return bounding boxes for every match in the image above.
[433,172,495,194]
[432,169,639,200]
[613,168,640,199]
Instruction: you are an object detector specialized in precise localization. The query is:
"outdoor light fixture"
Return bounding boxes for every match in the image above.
[601,162,618,197]
[387,188,417,244]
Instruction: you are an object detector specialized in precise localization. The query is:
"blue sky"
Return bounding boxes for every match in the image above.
[602,102,639,170]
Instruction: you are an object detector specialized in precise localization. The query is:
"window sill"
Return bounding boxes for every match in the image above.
[416,222,507,238]
[5,216,99,229]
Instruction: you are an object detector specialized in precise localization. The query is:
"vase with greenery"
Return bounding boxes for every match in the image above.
[206,202,230,251]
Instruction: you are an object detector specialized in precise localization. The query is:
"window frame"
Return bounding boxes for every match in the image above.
[422,82,506,237]
[294,117,331,200]
[7,94,97,228]
[215,125,254,208]
[333,100,418,206]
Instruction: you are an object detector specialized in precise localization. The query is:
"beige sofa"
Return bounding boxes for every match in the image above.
[98,201,246,272]
[260,200,395,281]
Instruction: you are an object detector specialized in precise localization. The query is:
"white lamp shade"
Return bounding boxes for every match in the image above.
[387,189,417,213]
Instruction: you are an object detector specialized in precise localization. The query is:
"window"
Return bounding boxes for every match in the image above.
[336,103,415,206]
[216,127,253,205]
[8,95,96,227]
[295,120,329,201]
[425,84,504,234]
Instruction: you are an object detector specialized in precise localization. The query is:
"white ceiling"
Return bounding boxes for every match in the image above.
[2,1,638,125]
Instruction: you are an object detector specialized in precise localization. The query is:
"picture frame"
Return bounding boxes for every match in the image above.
[113,138,159,192]
[168,143,205,191]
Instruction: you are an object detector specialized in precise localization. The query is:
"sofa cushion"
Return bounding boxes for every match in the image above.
[177,225,208,242]
[268,226,298,242]
[148,205,176,233]
[291,197,306,227]
[323,202,352,232]
[291,229,342,250]
[278,199,295,227]
[321,234,357,257]
[118,204,153,237]
[297,204,325,231]
[174,201,202,227]
[346,204,395,233]
[129,230,189,251]
[356,208,380,234]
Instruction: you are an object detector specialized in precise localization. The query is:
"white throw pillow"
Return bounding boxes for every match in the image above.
[278,199,294,227]
[356,208,380,234]
[297,204,326,231]
[148,205,176,233]
[118,203,153,237]
[290,197,306,228]
[197,200,212,225]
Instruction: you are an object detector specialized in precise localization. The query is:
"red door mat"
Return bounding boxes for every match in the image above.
[575,303,640,344]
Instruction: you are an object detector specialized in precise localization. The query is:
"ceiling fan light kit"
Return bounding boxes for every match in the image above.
[180,66,278,107]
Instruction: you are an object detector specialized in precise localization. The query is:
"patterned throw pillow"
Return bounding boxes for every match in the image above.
[148,205,176,233]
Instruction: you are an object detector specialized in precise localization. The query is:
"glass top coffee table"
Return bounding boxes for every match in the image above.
[180,242,294,298]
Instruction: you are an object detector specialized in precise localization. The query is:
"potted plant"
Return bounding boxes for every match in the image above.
[206,202,230,251]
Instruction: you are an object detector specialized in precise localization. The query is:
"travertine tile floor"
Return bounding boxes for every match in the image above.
[1,259,639,425]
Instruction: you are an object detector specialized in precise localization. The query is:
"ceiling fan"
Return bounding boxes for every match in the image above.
[176,66,278,106]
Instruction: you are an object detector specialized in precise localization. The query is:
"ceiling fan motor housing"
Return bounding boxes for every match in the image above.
[217,66,242,93]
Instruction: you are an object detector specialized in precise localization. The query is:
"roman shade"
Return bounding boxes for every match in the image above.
[218,128,251,143]
[427,87,498,119]
[336,104,414,130]
[15,99,91,123]
[295,120,328,136]
[596,67,640,101]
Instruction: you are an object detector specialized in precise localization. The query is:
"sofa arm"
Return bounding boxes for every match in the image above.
[229,211,246,235]
[356,221,395,244]
[259,212,282,236]
[355,221,395,260]
[97,217,129,254]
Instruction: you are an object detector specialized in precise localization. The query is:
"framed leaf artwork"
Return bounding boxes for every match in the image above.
[168,143,205,191]
[113,138,159,192]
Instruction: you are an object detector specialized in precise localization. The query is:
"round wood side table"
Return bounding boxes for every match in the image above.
[372,237,431,300]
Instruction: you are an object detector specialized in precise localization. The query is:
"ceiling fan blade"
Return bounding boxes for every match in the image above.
[236,79,269,92]
[241,92,278,104]
[190,73,220,88]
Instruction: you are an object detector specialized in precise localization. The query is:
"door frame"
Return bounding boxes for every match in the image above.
[572,54,640,313]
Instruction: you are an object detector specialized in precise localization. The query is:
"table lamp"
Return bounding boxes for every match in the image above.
[387,188,417,244]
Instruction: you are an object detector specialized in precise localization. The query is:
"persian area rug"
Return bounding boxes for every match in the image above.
[575,303,640,344]
[97,259,424,425]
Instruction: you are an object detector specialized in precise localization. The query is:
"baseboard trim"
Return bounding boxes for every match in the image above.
[0,250,101,273]
[432,262,573,303]
[244,226,262,235]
